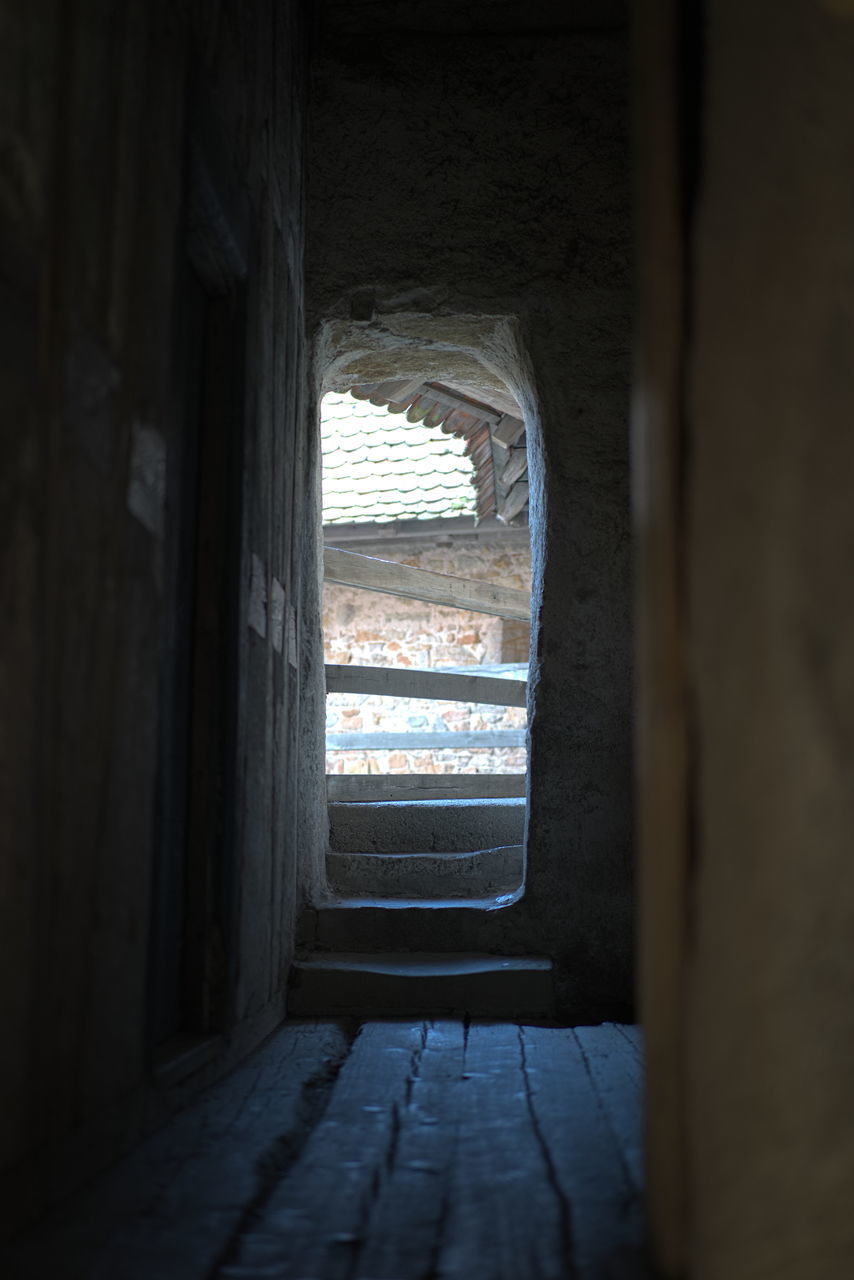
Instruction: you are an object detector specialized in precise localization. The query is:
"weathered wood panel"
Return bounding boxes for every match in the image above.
[323,546,531,620]
[683,6,854,1279]
[325,662,527,707]
[0,0,313,1236]
[632,1,690,1273]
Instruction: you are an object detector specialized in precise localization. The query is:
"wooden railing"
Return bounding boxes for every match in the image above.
[323,546,530,621]
[325,774,526,801]
[325,662,527,707]
[327,730,525,751]
[324,547,531,801]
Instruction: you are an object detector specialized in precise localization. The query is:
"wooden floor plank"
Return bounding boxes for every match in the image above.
[519,1025,644,1278]
[435,1022,572,1280]
[353,1020,466,1279]
[614,1022,644,1058]
[573,1025,645,1194]
[7,1021,646,1280]
[221,1021,426,1279]
[5,1021,352,1280]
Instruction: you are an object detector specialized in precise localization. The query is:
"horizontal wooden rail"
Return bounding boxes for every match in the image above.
[326,730,526,751]
[325,663,527,708]
[324,546,530,621]
[326,773,527,802]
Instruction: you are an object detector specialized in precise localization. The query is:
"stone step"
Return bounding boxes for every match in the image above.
[297,895,525,955]
[329,797,526,854]
[326,844,524,898]
[288,952,555,1019]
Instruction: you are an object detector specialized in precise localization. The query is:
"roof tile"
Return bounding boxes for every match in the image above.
[321,391,476,524]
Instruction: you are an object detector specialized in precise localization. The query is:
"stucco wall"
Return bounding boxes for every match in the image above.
[307,5,633,1016]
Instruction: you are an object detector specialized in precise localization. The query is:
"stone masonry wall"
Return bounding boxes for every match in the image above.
[323,535,531,774]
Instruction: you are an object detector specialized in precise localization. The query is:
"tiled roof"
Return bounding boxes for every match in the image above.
[321,391,477,524]
[350,380,528,525]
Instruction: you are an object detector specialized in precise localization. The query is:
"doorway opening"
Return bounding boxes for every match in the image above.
[319,379,532,903]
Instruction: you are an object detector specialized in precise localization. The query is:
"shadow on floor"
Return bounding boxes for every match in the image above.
[5,1019,651,1280]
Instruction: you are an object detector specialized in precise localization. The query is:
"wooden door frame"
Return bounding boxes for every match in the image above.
[632,1,702,1272]
[148,74,250,1058]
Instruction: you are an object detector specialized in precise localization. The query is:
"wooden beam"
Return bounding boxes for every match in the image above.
[634,2,690,1273]
[326,774,527,801]
[451,383,523,421]
[419,382,504,425]
[492,414,526,449]
[325,663,527,708]
[323,546,530,621]
[376,376,426,407]
[326,730,526,751]
[498,481,529,523]
[320,515,530,546]
[499,446,528,488]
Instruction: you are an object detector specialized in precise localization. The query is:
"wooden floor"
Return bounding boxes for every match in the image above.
[6,1020,648,1280]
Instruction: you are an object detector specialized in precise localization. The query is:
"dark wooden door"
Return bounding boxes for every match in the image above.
[148,132,247,1048]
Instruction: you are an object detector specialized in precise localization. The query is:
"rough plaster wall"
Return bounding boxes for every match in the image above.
[686,4,854,1277]
[307,10,632,1014]
[0,0,311,1235]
